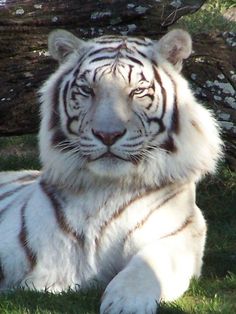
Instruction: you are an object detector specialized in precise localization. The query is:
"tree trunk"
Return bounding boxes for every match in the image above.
[183,32,236,170]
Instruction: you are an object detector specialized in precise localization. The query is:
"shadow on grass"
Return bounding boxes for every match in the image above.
[0,289,101,314]
[197,166,236,279]
[0,289,190,314]
[159,303,188,314]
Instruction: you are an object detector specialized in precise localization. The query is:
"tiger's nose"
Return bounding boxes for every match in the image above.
[92,128,126,146]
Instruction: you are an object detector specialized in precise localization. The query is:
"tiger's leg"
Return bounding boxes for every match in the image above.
[100,227,206,314]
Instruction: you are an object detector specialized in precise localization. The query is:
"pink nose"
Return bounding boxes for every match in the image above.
[92,129,126,146]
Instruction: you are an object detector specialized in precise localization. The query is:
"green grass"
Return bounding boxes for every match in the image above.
[0,289,101,314]
[175,0,236,33]
[0,135,40,171]
[0,135,235,313]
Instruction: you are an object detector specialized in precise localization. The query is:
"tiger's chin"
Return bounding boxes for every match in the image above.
[87,155,136,179]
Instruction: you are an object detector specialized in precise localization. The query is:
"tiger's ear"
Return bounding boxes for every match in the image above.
[48,29,84,63]
[156,29,192,72]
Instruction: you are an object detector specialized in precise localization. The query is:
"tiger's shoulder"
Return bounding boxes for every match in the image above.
[0,170,41,200]
[0,170,41,186]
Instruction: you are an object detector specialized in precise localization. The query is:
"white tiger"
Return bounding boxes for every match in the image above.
[0,29,222,313]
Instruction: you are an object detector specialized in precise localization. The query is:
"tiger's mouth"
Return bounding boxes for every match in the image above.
[88,151,142,165]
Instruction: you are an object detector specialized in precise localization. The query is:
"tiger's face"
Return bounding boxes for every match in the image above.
[59,50,177,177]
[40,29,221,188]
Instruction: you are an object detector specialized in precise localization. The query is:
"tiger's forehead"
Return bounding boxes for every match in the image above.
[75,36,156,84]
[88,36,154,59]
[92,35,153,47]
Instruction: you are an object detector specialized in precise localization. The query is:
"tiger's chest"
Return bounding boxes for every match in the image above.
[40,182,193,284]
[27,180,194,288]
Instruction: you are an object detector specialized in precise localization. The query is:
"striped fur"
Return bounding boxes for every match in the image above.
[0,29,222,313]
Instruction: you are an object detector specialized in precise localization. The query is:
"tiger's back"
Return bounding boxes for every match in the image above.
[0,29,222,313]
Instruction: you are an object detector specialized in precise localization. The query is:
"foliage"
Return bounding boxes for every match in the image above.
[176,0,236,33]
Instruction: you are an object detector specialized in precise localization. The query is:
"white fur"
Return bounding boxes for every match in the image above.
[0,29,222,314]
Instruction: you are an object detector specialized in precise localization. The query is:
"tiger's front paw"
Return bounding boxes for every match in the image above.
[100,268,160,314]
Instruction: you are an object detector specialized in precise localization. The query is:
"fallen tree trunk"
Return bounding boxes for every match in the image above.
[183,32,236,170]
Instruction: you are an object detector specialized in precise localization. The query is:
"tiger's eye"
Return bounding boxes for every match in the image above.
[133,88,145,94]
[130,87,146,98]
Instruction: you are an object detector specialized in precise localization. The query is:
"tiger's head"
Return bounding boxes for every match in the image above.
[39,29,222,190]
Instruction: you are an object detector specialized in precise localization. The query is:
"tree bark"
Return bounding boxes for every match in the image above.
[183,32,236,170]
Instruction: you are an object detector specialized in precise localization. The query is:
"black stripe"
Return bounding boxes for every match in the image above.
[171,93,179,134]
[63,81,70,118]
[78,112,87,134]
[126,55,144,66]
[51,129,69,148]
[73,64,82,79]
[160,135,177,153]
[139,71,148,83]
[90,56,116,64]
[116,66,127,82]
[151,59,158,67]
[128,39,152,47]
[147,117,165,133]
[160,215,193,239]
[49,77,61,129]
[19,200,37,271]
[157,68,179,134]
[99,67,112,81]
[0,186,26,201]
[153,66,166,120]
[78,70,91,81]
[80,143,95,148]
[128,65,133,84]
[124,188,185,242]
[71,90,80,101]
[49,69,72,130]
[95,39,123,44]
[135,49,148,59]
[168,75,179,134]
[95,187,161,249]
[122,141,143,148]
[88,47,117,57]
[146,103,153,110]
[0,174,39,189]
[73,51,89,78]
[93,63,111,82]
[134,112,147,135]
[40,181,85,247]
[127,134,142,141]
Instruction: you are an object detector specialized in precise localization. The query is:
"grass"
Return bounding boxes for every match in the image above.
[0,135,235,313]
[0,135,40,171]
[0,288,101,314]
[175,0,236,33]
